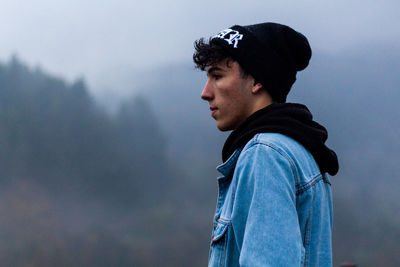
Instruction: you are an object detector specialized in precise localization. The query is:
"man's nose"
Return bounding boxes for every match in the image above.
[201,80,213,101]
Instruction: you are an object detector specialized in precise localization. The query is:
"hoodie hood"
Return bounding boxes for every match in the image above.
[222,103,339,175]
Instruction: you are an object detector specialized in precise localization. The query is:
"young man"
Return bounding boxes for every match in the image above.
[193,22,339,266]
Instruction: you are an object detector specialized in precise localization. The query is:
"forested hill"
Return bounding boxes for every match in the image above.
[0,56,201,266]
[0,56,170,206]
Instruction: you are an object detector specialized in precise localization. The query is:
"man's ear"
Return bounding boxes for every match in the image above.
[251,81,263,94]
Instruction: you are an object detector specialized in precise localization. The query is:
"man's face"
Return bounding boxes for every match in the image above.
[201,59,256,131]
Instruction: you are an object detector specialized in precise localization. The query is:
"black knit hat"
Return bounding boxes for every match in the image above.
[210,22,312,103]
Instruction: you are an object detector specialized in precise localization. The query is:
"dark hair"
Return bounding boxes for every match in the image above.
[193,38,250,79]
[193,38,228,70]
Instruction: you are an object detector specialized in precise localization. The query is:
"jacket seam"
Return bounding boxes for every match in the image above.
[217,217,232,225]
[296,174,323,195]
[303,186,314,267]
[245,139,299,183]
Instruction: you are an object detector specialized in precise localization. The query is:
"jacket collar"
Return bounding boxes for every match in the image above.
[216,148,243,178]
[222,103,339,175]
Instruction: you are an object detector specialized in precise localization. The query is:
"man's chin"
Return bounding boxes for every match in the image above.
[216,121,234,132]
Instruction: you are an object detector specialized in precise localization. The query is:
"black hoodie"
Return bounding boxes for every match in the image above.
[222,103,339,176]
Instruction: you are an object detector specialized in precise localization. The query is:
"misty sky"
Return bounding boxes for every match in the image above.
[1,0,399,97]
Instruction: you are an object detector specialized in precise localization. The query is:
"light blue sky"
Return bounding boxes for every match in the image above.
[0,0,399,97]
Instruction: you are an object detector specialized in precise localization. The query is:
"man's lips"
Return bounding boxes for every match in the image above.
[210,107,218,116]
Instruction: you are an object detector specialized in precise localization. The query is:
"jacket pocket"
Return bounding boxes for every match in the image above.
[212,220,229,243]
[209,220,230,266]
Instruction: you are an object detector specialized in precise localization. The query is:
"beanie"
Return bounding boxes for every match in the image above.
[210,22,312,103]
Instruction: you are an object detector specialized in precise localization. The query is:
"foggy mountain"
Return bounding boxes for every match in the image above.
[0,57,198,266]
[0,42,399,266]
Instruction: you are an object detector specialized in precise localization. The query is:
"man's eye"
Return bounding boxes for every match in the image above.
[214,75,222,80]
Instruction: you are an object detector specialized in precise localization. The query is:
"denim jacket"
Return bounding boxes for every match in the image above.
[209,133,333,267]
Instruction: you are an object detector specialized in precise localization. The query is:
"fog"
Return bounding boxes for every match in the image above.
[0,1,399,266]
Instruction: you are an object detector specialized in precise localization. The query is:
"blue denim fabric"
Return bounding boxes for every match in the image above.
[208,133,333,267]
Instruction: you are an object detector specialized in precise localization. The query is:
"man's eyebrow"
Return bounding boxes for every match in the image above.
[207,66,224,75]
